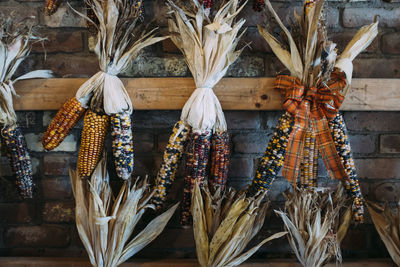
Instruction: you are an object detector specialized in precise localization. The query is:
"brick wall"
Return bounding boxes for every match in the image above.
[0,0,399,260]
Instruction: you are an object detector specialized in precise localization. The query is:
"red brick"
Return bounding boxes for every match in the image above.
[43,154,76,176]
[352,57,400,78]
[5,225,70,247]
[225,111,261,129]
[32,30,83,53]
[133,157,158,177]
[134,132,154,153]
[228,157,254,179]
[355,158,400,179]
[382,32,400,55]
[0,6,39,24]
[370,181,400,202]
[343,112,400,132]
[330,31,379,54]
[41,53,98,77]
[43,4,86,28]
[342,228,369,250]
[380,135,400,153]
[162,38,179,53]
[0,203,35,223]
[41,177,72,200]
[233,132,268,154]
[348,134,376,154]
[43,202,74,223]
[343,8,400,28]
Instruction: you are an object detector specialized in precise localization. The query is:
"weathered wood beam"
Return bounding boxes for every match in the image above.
[12,78,400,111]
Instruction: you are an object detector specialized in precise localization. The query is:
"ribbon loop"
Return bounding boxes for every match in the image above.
[275,70,348,183]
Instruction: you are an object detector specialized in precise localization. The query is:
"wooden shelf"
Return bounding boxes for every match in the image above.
[12,78,400,111]
[0,258,395,267]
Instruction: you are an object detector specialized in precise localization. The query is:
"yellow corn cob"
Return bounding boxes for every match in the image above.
[77,110,109,178]
[42,97,86,151]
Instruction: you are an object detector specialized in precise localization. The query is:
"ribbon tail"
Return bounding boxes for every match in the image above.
[282,117,309,184]
[311,115,348,180]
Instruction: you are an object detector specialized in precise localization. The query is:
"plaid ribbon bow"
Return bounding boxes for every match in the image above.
[275,70,348,183]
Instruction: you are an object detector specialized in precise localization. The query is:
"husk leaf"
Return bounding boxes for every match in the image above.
[192,182,286,267]
[70,158,177,267]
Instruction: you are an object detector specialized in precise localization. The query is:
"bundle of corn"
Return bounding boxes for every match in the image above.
[275,185,352,267]
[192,182,286,267]
[0,17,52,199]
[248,0,378,222]
[367,201,400,265]
[43,0,166,180]
[152,0,246,225]
[70,158,178,267]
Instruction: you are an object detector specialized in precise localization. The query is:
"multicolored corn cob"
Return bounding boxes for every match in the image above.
[299,128,318,188]
[111,112,134,180]
[329,112,364,222]
[42,97,86,151]
[209,131,230,191]
[181,131,212,225]
[44,0,61,15]
[1,125,33,199]
[77,110,109,178]
[248,112,294,195]
[153,121,190,208]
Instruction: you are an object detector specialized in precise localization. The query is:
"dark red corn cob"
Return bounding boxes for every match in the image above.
[201,0,214,8]
[253,0,265,12]
[1,125,33,199]
[209,131,230,191]
[181,131,212,225]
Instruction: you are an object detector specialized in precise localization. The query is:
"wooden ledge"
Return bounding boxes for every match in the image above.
[0,258,395,267]
[13,78,400,111]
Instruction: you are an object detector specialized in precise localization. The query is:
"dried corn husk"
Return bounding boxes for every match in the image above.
[71,0,167,114]
[259,0,378,87]
[192,182,286,267]
[275,184,351,267]
[367,201,400,266]
[0,17,52,127]
[70,158,178,267]
[168,0,246,133]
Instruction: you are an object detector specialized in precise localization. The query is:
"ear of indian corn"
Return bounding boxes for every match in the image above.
[209,131,230,191]
[247,112,294,195]
[1,125,33,199]
[111,112,134,180]
[181,131,212,225]
[44,0,61,15]
[42,97,86,151]
[153,121,190,209]
[329,112,364,222]
[299,127,318,188]
[77,110,109,178]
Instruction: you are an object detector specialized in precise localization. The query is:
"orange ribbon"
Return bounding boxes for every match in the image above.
[275,70,348,183]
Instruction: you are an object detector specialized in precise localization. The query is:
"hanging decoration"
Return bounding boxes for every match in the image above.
[0,17,53,199]
[152,0,246,225]
[248,0,378,222]
[42,0,167,180]
[70,157,178,267]
[44,0,61,16]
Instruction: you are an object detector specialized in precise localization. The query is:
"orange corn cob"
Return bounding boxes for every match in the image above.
[77,110,109,178]
[42,97,86,151]
[44,0,61,16]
